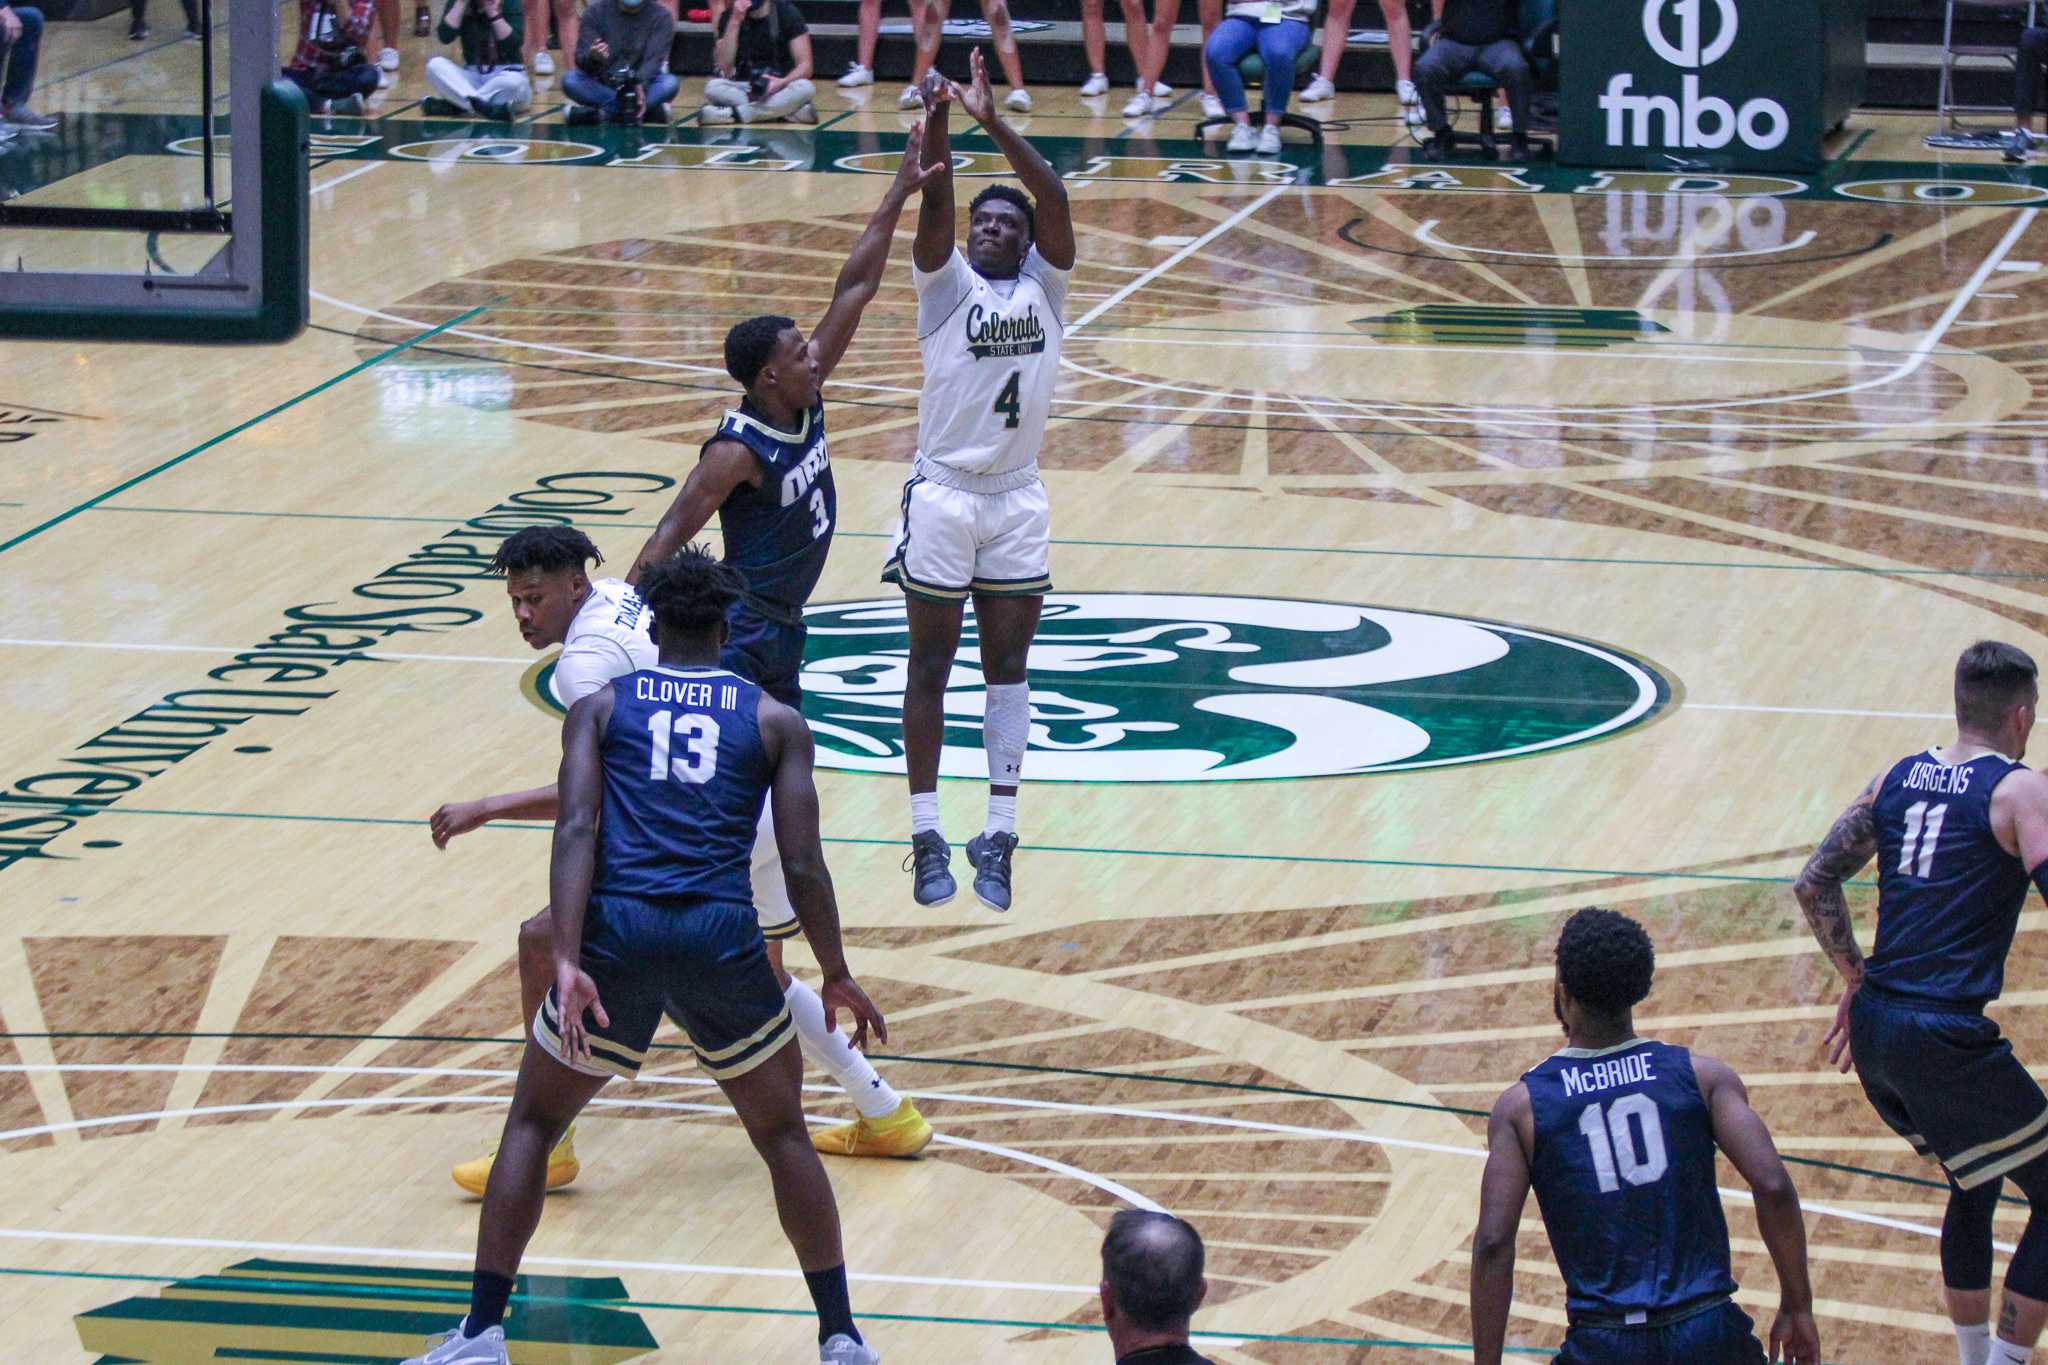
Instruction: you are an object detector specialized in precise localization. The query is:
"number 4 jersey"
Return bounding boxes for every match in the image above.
[1525,1040,1739,1319]
[594,666,775,907]
[1867,749,2032,1009]
[913,246,1071,482]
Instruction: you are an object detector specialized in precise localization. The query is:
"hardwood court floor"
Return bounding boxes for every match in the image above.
[6,14,2048,1364]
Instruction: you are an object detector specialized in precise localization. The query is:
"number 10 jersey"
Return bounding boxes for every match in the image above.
[913,246,1071,485]
[1525,1039,1739,1320]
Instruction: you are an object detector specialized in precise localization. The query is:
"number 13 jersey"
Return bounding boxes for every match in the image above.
[914,246,1071,485]
[1525,1040,1738,1319]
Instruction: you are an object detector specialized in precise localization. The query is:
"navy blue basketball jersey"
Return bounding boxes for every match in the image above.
[1867,749,2032,1009]
[708,399,835,622]
[1525,1041,1739,1319]
[592,666,774,906]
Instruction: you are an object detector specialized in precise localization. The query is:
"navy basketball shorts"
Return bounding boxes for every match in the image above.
[722,609,805,709]
[533,894,794,1083]
[1851,985,2048,1189]
[1555,1301,1766,1365]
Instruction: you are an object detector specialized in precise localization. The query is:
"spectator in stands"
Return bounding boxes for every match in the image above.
[1205,0,1314,155]
[1302,0,1423,125]
[127,0,200,42]
[1414,0,1529,161]
[566,0,677,123]
[703,0,817,124]
[1101,1211,1212,1365]
[283,0,380,117]
[522,0,576,78]
[424,0,531,121]
[0,0,48,131]
[2007,26,2048,161]
[832,0,1032,111]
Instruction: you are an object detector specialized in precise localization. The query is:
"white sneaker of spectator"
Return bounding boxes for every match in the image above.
[1301,75,1334,102]
[1151,80,1171,97]
[1004,87,1030,111]
[897,83,921,108]
[1121,91,1156,118]
[1225,122,1256,152]
[378,67,394,89]
[533,50,554,76]
[1494,103,1513,132]
[380,47,400,70]
[838,62,873,88]
[1200,92,1224,119]
[1257,124,1281,155]
[1079,71,1108,96]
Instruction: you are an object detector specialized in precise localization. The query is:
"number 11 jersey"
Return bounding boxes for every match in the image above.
[1525,1040,1738,1319]
[913,246,1071,482]
[1868,749,2032,1009]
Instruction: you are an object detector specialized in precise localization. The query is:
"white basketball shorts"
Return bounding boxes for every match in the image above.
[881,473,1053,604]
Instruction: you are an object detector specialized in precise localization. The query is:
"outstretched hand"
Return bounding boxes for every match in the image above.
[948,47,996,124]
[893,121,949,196]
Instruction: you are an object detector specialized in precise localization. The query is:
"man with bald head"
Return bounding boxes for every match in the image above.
[1100,1210,1212,1364]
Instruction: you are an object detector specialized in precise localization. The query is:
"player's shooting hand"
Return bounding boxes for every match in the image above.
[1821,980,1857,1074]
[552,959,609,1066]
[948,47,994,124]
[1768,1307,1819,1365]
[892,122,946,195]
[429,799,488,849]
[819,972,887,1052]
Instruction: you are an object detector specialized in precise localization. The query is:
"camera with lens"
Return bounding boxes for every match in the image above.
[604,62,644,124]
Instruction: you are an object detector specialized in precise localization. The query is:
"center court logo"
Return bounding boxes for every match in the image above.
[1601,0,1787,153]
[795,594,1669,783]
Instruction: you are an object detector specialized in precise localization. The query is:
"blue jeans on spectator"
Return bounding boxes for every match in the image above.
[284,61,381,101]
[563,67,680,114]
[1204,15,1310,118]
[1,6,44,111]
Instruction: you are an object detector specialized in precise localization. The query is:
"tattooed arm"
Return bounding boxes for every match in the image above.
[1794,774,1881,1071]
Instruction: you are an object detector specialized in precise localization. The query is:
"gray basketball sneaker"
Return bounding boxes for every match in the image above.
[905,830,955,907]
[821,1332,881,1363]
[964,832,1018,912]
[404,1321,508,1365]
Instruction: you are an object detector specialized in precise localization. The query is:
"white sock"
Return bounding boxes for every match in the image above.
[785,977,901,1120]
[909,791,940,835]
[985,793,1017,837]
[1989,1338,2034,1365]
[1959,1323,1992,1365]
[983,681,1030,788]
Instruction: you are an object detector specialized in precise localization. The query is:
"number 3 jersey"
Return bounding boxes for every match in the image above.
[1868,749,2032,1009]
[913,246,1071,484]
[707,399,835,623]
[1525,1040,1738,1319]
[594,667,774,907]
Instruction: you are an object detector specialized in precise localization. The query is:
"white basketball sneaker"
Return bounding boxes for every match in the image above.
[1301,74,1335,102]
[1079,71,1108,96]
[838,62,873,88]
[404,1321,509,1365]
[821,1333,880,1364]
[1004,87,1032,112]
[1200,92,1224,119]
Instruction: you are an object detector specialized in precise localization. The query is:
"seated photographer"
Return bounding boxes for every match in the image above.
[565,0,678,125]
[1414,0,1530,161]
[703,0,816,125]
[2008,26,2048,161]
[283,0,380,116]
[423,0,531,122]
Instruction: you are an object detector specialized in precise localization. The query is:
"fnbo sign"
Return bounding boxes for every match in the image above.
[1560,0,1866,174]
[794,594,1667,783]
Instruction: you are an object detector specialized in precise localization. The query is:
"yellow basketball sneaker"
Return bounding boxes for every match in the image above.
[450,1124,580,1197]
[811,1098,933,1158]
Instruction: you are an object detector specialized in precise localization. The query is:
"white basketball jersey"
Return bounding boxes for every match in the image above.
[913,246,1070,480]
[551,577,656,706]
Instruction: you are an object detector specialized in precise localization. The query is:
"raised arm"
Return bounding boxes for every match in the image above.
[546,686,614,1066]
[912,76,957,272]
[711,0,747,79]
[627,440,760,585]
[952,47,1073,269]
[429,783,558,849]
[1794,773,1880,1070]
[1469,1084,1531,1365]
[1698,1056,1819,1365]
[809,124,946,382]
[761,698,886,1049]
